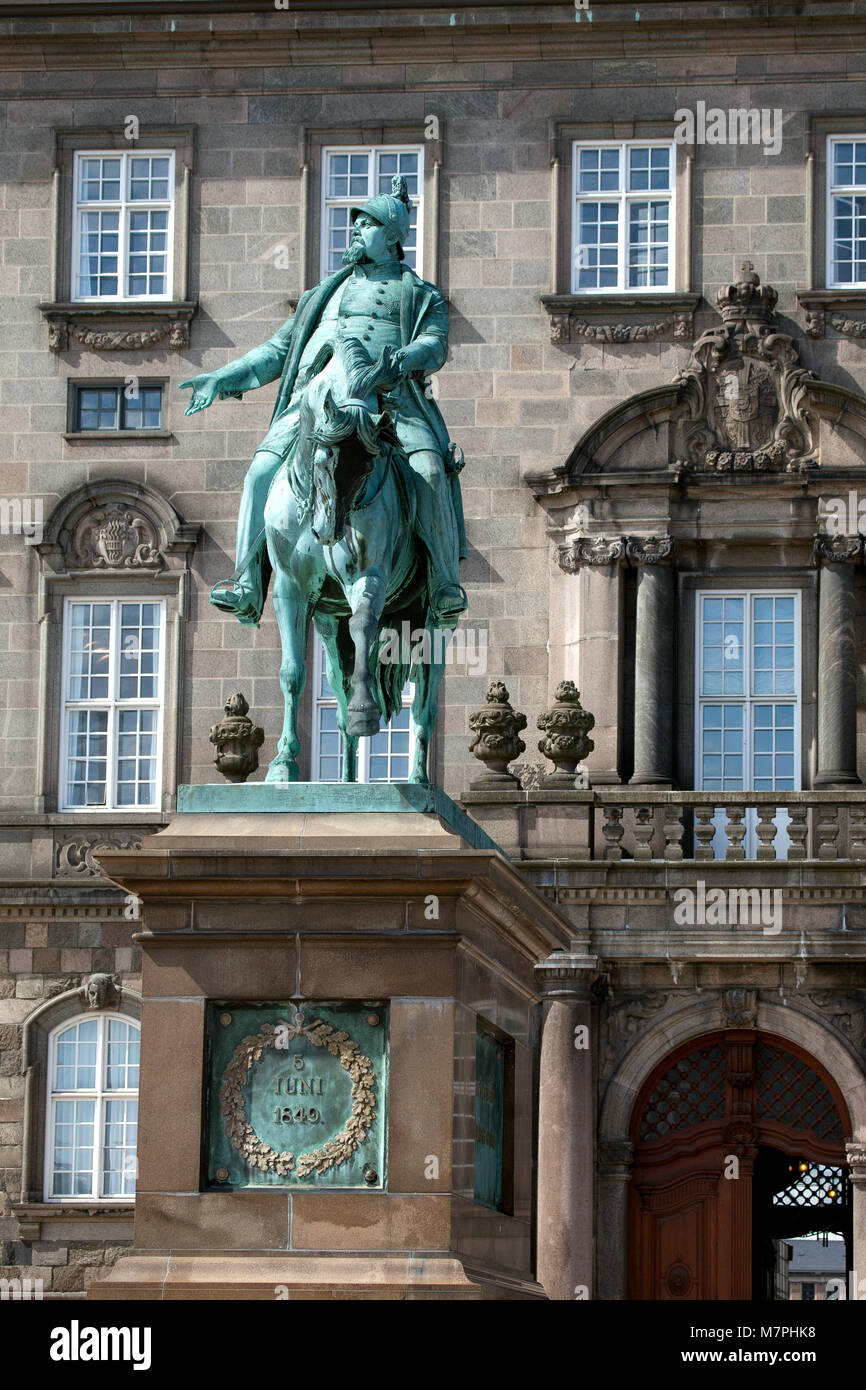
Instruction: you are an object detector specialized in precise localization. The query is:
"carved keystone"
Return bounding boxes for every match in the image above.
[537,680,595,788]
[209,692,265,784]
[468,681,527,787]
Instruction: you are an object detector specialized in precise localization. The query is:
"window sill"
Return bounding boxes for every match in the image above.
[797,290,866,339]
[541,292,700,344]
[63,431,173,443]
[11,1201,134,1240]
[39,300,197,353]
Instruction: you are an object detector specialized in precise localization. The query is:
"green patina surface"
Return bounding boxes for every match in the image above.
[176,780,505,854]
[474,1025,507,1212]
[205,1002,388,1191]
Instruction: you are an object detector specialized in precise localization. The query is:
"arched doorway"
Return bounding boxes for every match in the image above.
[628,1030,851,1300]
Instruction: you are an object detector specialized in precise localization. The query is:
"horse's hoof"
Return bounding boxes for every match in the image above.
[346,705,380,738]
[265,759,299,784]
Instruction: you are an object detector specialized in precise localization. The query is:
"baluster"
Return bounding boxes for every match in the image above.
[663,804,684,861]
[849,804,866,861]
[694,805,716,861]
[755,806,777,861]
[633,805,654,861]
[601,804,624,860]
[725,806,746,861]
[816,804,839,861]
[786,805,808,861]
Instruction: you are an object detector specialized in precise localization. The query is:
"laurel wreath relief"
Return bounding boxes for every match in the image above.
[219,1014,376,1179]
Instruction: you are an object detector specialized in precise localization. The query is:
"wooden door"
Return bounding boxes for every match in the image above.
[627,1031,847,1301]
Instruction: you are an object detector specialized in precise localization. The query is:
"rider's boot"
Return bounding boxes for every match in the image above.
[411,453,468,628]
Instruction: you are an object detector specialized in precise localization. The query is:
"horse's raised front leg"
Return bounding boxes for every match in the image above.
[266,576,309,783]
[346,572,387,738]
[312,611,358,782]
[409,627,449,786]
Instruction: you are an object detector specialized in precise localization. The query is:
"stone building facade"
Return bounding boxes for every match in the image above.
[1,0,866,1299]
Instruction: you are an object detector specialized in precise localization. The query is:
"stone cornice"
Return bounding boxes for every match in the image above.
[0,3,862,75]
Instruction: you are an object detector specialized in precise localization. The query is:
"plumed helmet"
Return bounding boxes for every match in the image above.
[350,174,412,258]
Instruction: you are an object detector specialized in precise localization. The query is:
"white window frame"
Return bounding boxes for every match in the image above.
[825,133,866,289]
[694,588,802,794]
[71,149,175,303]
[44,1012,139,1204]
[311,636,415,783]
[320,144,424,279]
[58,596,166,813]
[571,138,676,295]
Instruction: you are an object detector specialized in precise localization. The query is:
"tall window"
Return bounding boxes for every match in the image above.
[60,598,165,811]
[321,146,423,276]
[695,592,800,794]
[45,1015,139,1201]
[312,637,414,783]
[72,151,174,301]
[827,136,866,287]
[572,141,674,292]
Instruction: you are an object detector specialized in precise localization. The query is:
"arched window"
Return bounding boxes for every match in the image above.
[45,1013,139,1201]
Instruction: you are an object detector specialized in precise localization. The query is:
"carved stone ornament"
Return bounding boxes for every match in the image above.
[467,681,527,785]
[720,987,759,1029]
[219,1013,375,1179]
[846,1139,866,1171]
[558,536,625,572]
[56,833,145,877]
[40,302,196,353]
[625,535,675,566]
[69,503,164,572]
[672,262,817,474]
[537,680,595,786]
[209,692,265,783]
[83,974,120,1010]
[601,993,670,1079]
[570,316,686,344]
[814,534,863,563]
[541,295,697,346]
[829,313,866,339]
[804,309,826,339]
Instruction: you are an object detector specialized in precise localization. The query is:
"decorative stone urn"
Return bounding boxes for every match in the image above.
[209,693,265,783]
[468,681,527,787]
[537,681,595,788]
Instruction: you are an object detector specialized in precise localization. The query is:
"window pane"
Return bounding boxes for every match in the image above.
[106,1019,140,1090]
[76,209,119,297]
[115,709,158,807]
[52,1097,95,1199]
[576,201,619,289]
[102,1099,138,1198]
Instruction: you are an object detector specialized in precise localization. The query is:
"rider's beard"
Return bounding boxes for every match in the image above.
[341,238,371,267]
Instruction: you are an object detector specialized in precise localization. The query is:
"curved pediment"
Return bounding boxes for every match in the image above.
[35,478,199,575]
[528,264,866,494]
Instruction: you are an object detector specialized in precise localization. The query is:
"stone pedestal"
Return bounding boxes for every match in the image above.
[88,785,573,1301]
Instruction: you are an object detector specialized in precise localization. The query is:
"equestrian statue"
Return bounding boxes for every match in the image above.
[180,176,467,785]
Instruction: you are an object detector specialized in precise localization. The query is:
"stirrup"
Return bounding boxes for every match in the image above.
[430,582,468,626]
[210,578,262,625]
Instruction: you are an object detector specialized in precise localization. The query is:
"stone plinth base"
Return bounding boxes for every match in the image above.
[87,786,573,1302]
[89,1252,486,1301]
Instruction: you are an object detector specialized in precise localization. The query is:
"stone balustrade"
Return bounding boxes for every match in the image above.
[461,786,866,863]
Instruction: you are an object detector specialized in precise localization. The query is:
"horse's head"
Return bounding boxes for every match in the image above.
[307,389,391,545]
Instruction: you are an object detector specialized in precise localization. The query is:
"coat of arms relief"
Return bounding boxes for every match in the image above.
[673,261,817,473]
